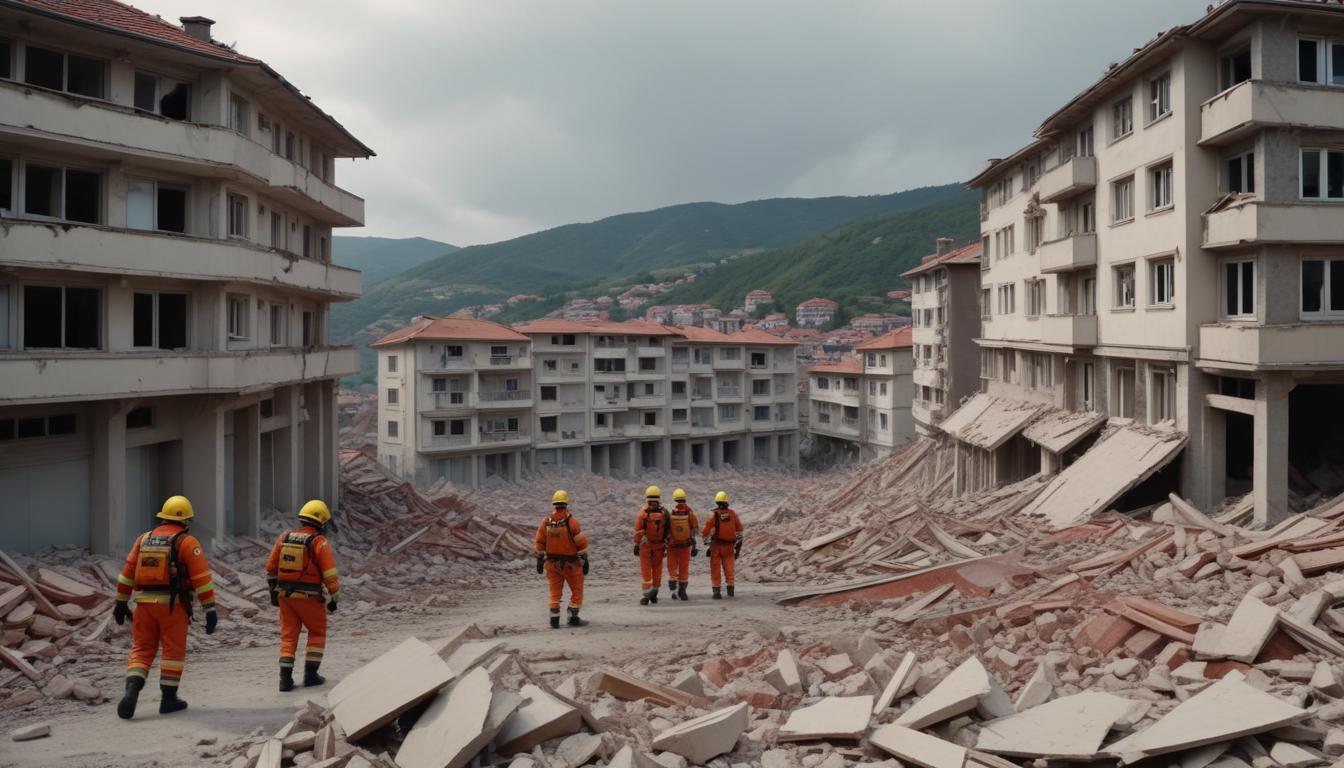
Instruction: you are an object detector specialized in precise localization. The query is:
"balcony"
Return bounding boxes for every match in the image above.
[1038,233,1098,273]
[0,81,364,225]
[628,394,666,408]
[1202,201,1344,249]
[627,367,664,381]
[1200,80,1344,147]
[480,354,530,369]
[714,356,745,370]
[537,429,585,445]
[593,345,632,358]
[0,346,358,405]
[717,385,743,400]
[424,434,472,451]
[912,400,942,428]
[1039,156,1097,203]
[427,391,471,411]
[1040,314,1098,348]
[633,424,664,437]
[636,346,666,358]
[670,391,689,401]
[536,397,585,412]
[480,430,529,445]
[691,420,717,434]
[590,425,628,439]
[670,359,690,372]
[912,367,944,389]
[0,219,360,299]
[537,367,585,381]
[669,420,691,435]
[592,394,626,410]
[477,390,532,408]
[1198,322,1344,370]
[691,390,714,402]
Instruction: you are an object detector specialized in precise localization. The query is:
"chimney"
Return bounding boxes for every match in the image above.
[935,237,955,257]
[180,16,215,42]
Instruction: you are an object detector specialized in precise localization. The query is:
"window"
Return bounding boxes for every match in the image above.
[1112,97,1133,139]
[718,404,740,421]
[1029,353,1052,391]
[1079,201,1096,234]
[134,72,190,120]
[0,38,10,79]
[752,379,770,396]
[1000,349,1016,384]
[997,284,1016,315]
[1224,260,1255,318]
[1113,176,1134,222]
[1077,126,1094,158]
[132,292,188,350]
[1026,215,1044,253]
[302,310,315,348]
[387,354,398,373]
[1150,368,1176,424]
[1114,265,1136,308]
[1299,38,1344,86]
[981,287,991,318]
[0,284,8,349]
[386,420,398,438]
[24,46,105,98]
[1227,152,1255,195]
[23,285,99,349]
[1150,259,1175,306]
[1301,149,1344,199]
[1302,258,1344,316]
[1079,363,1096,411]
[229,93,251,136]
[126,407,153,429]
[1113,366,1136,419]
[1220,47,1251,91]
[269,303,286,346]
[386,388,399,405]
[1150,163,1173,211]
[1148,73,1171,122]
[0,157,11,213]
[1025,279,1045,317]
[450,420,466,436]
[540,385,557,401]
[720,347,741,361]
[23,163,101,223]
[228,193,249,237]
[302,224,312,259]
[285,131,296,161]
[880,412,889,431]
[815,376,829,390]
[127,179,187,233]
[644,411,659,426]
[1080,273,1097,315]
[432,420,447,437]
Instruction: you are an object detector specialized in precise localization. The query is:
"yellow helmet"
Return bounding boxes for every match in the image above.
[552,489,570,506]
[714,491,730,504]
[645,486,661,499]
[157,495,194,522]
[673,488,688,502]
[298,499,332,526]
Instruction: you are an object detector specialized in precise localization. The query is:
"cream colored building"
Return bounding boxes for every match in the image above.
[959,0,1344,525]
[807,328,915,460]
[903,239,984,436]
[374,319,800,489]
[0,2,371,553]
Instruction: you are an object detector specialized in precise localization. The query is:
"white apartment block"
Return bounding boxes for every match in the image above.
[0,2,371,553]
[807,329,915,460]
[374,318,800,489]
[903,239,984,437]
[960,0,1344,525]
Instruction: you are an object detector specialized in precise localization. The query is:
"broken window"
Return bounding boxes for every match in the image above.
[1224,260,1255,318]
[23,285,99,349]
[227,294,249,340]
[1220,47,1251,91]
[132,291,188,350]
[1302,258,1344,316]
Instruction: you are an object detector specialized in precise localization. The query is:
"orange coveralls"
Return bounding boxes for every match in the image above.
[633,503,669,591]
[535,508,586,610]
[665,503,699,584]
[115,523,216,688]
[702,507,744,588]
[266,525,340,670]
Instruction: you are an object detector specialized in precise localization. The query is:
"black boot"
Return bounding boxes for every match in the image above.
[712,587,722,600]
[640,588,653,606]
[279,665,295,692]
[669,581,680,600]
[549,609,561,629]
[303,661,326,688]
[678,582,688,601]
[158,685,188,714]
[649,587,659,604]
[727,585,735,597]
[567,607,589,627]
[116,676,144,720]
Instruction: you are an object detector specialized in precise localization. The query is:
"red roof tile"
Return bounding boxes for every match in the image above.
[731,328,799,347]
[371,316,529,347]
[808,359,862,374]
[854,327,914,350]
[902,242,983,277]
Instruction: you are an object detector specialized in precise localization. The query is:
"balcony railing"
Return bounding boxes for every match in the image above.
[841,416,859,428]
[427,434,471,449]
[488,355,516,366]
[691,391,713,401]
[479,389,529,402]
[671,360,690,372]
[480,430,528,443]
[671,391,688,401]
[430,391,469,409]
[538,430,584,443]
[718,386,742,397]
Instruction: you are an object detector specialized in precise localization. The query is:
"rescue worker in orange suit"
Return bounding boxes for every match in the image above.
[266,499,341,692]
[112,495,218,719]
[665,488,699,601]
[702,491,744,599]
[535,490,590,628]
[633,486,670,606]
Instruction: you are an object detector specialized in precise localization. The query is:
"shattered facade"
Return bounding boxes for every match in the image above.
[0,1,372,554]
[807,328,916,461]
[903,238,985,437]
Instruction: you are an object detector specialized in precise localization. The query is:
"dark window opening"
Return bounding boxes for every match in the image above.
[24,46,63,90]
[47,413,76,435]
[134,72,156,111]
[1304,260,1325,313]
[302,311,314,348]
[64,169,100,223]
[433,420,446,437]
[0,419,12,440]
[22,285,61,347]
[0,39,11,80]
[1219,377,1255,399]
[16,417,45,439]
[158,293,187,349]
[126,407,153,429]
[133,292,154,347]
[259,398,274,418]
[157,187,186,232]
[0,157,11,211]
[540,416,557,432]
[160,83,189,120]
[64,287,100,348]
[1301,39,1320,83]
[1221,48,1251,90]
[65,55,103,98]
[449,420,466,436]
[25,165,58,217]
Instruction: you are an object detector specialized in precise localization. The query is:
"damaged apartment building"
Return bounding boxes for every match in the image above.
[903,238,984,438]
[806,328,916,461]
[373,317,800,489]
[953,0,1344,526]
[0,1,372,553]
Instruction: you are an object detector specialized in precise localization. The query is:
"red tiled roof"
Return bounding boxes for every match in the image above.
[854,327,914,350]
[371,316,529,347]
[808,359,862,374]
[902,242,983,277]
[797,298,838,308]
[731,328,799,347]
[514,319,679,337]
[673,325,737,344]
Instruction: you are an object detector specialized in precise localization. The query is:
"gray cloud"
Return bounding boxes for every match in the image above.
[135,0,1209,244]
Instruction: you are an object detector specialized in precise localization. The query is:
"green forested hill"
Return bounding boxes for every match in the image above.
[332,236,458,288]
[647,192,979,319]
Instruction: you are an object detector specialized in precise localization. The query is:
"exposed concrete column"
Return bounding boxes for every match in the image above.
[741,436,754,469]
[1041,447,1060,476]
[711,438,723,470]
[469,454,479,488]
[231,404,260,537]
[512,450,522,482]
[182,400,226,546]
[1182,367,1220,510]
[583,444,593,473]
[1253,373,1293,527]
[301,381,328,502]
[90,401,131,555]
[321,379,338,505]
[273,385,302,515]
[659,438,671,472]
[682,440,692,474]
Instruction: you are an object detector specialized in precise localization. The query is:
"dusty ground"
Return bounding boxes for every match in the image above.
[1,481,836,768]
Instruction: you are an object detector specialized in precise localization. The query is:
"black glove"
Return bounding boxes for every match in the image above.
[704,542,713,558]
[692,543,699,557]
[113,601,131,626]
[580,555,590,576]
[536,554,545,574]
[204,608,218,635]
[735,541,742,558]
[633,544,641,557]
[270,589,280,607]
[327,600,338,614]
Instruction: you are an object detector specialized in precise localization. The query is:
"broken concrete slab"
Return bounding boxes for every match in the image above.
[1268,741,1326,768]
[870,723,967,768]
[255,739,284,768]
[494,684,582,756]
[1192,622,1226,660]
[977,691,1136,759]
[895,656,1013,730]
[765,650,802,694]
[1311,662,1344,698]
[607,745,661,768]
[397,667,522,768]
[10,722,49,742]
[554,732,603,768]
[1277,610,1344,657]
[818,653,856,680]
[1217,595,1279,663]
[651,703,750,764]
[331,637,456,741]
[1106,675,1308,762]
[442,640,504,676]
[777,695,874,742]
[1014,661,1056,710]
[670,669,705,699]
[597,669,709,708]
[428,624,490,661]
[874,652,920,714]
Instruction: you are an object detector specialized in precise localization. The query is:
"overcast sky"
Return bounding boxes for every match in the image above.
[136,0,1209,246]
